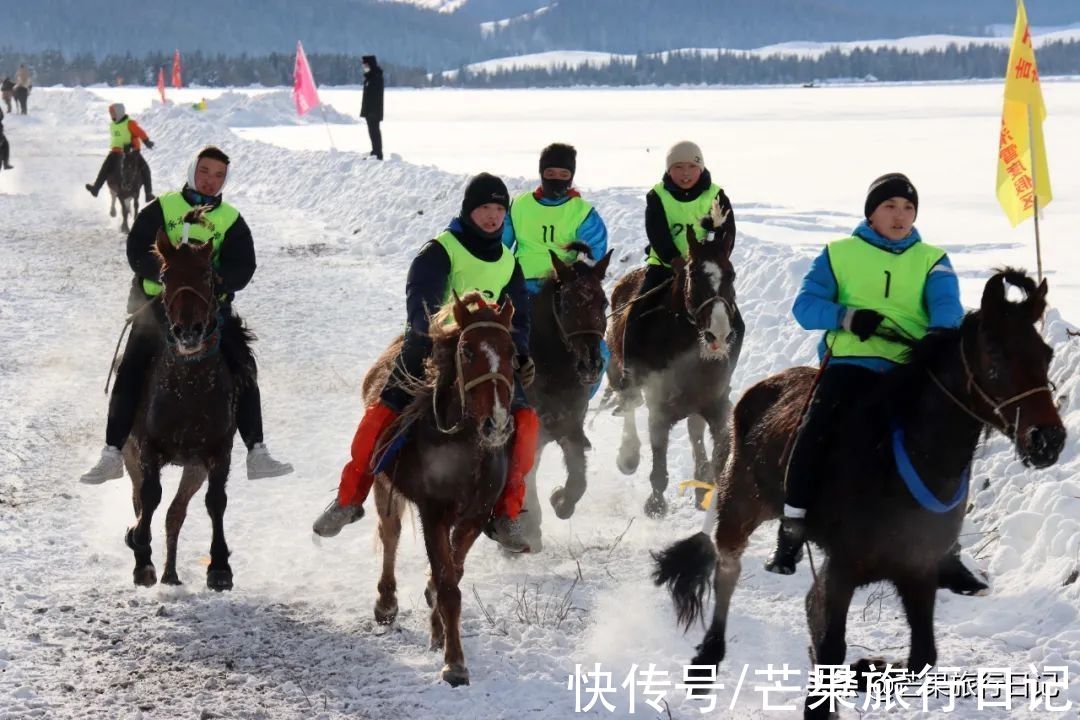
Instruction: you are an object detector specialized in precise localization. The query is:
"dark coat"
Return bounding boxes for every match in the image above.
[360,55,384,123]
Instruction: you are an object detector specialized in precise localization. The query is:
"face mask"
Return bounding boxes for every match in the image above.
[541,177,572,199]
[362,65,370,74]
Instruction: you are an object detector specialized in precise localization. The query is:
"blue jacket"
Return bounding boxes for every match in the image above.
[792,221,964,372]
[502,190,608,295]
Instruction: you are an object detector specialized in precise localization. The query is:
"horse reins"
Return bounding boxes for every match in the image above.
[551,285,605,352]
[432,320,515,434]
[104,295,159,394]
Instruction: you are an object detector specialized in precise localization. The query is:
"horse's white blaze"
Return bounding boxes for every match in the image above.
[700,302,732,360]
[702,261,723,293]
[481,342,509,428]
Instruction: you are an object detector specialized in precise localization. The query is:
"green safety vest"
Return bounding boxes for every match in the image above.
[141,191,241,296]
[824,235,946,363]
[509,191,594,280]
[646,182,721,267]
[433,230,516,305]
[110,119,132,150]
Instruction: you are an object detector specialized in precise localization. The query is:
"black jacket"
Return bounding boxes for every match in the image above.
[644,169,735,265]
[360,55,384,123]
[126,186,257,300]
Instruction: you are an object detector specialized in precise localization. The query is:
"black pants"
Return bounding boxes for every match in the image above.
[106,286,264,450]
[14,87,27,114]
[365,117,382,160]
[0,132,9,168]
[784,363,881,511]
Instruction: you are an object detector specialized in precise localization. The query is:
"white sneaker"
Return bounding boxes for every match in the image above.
[80,446,124,484]
[247,443,293,480]
[312,499,365,538]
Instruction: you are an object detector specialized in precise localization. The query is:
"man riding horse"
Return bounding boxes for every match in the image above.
[313,173,540,552]
[85,103,155,203]
[80,145,293,485]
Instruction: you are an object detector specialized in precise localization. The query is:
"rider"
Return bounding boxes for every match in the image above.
[79,146,294,485]
[765,173,965,575]
[0,107,12,171]
[503,142,609,393]
[85,103,155,203]
[312,173,540,552]
[619,141,736,395]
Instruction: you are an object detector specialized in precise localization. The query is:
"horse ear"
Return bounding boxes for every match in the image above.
[719,225,735,261]
[593,249,614,280]
[980,273,1006,315]
[451,289,470,327]
[1029,277,1049,322]
[686,224,700,254]
[154,229,173,261]
[497,297,515,327]
[549,251,574,284]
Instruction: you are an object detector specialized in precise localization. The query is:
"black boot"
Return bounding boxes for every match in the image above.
[765,517,806,575]
[937,541,990,596]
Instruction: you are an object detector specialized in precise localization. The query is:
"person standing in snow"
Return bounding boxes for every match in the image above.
[1,77,13,114]
[13,64,30,114]
[0,108,13,171]
[312,173,539,553]
[80,146,294,485]
[360,54,384,160]
[84,103,155,203]
[502,142,609,393]
[763,173,985,594]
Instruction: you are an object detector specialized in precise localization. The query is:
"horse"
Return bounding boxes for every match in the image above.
[653,270,1065,720]
[363,292,518,687]
[122,212,253,591]
[606,214,744,518]
[107,145,143,234]
[518,246,612,551]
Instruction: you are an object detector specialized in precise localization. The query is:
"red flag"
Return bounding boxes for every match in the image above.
[171,50,183,88]
[157,67,167,104]
[292,41,320,116]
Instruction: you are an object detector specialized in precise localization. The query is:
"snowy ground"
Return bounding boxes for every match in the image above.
[0,85,1078,719]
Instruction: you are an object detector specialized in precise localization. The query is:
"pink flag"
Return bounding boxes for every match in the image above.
[293,41,320,116]
[171,50,183,89]
[157,68,167,104]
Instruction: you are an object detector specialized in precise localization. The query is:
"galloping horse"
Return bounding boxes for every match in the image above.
[363,293,518,687]
[123,211,254,590]
[607,212,743,517]
[520,246,612,550]
[654,270,1065,720]
[107,145,143,233]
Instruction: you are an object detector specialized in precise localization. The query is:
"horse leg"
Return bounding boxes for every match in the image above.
[109,191,117,218]
[551,429,587,521]
[687,414,711,509]
[122,440,142,518]
[120,199,130,234]
[126,453,163,586]
[616,402,641,475]
[644,410,672,518]
[887,574,938,677]
[422,517,469,686]
[373,480,404,625]
[161,464,207,585]
[521,441,546,552]
[804,561,857,720]
[204,456,233,591]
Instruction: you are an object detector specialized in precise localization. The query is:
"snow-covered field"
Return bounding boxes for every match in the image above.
[0,84,1078,719]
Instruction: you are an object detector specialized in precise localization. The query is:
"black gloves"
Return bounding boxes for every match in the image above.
[848,309,885,341]
[144,139,155,150]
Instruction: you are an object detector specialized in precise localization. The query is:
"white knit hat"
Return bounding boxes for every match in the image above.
[666,140,704,170]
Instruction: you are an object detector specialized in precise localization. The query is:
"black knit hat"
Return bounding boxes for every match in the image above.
[361,55,378,66]
[539,143,576,177]
[460,173,510,217]
[864,173,918,219]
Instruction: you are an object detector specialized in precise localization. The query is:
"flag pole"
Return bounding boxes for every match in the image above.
[318,103,337,152]
[1027,104,1044,284]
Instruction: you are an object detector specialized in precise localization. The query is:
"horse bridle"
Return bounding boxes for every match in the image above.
[927,334,1053,440]
[432,320,515,435]
[551,284,605,352]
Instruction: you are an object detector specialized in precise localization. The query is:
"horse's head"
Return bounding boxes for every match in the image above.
[549,245,613,385]
[154,210,217,357]
[443,292,517,448]
[679,199,738,360]
[968,269,1064,468]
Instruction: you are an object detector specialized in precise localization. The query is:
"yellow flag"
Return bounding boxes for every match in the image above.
[997,0,1052,227]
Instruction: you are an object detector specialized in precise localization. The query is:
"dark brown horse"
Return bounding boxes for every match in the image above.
[108,146,143,234]
[520,247,612,550]
[607,217,743,517]
[363,293,517,687]
[123,214,252,591]
[654,270,1065,719]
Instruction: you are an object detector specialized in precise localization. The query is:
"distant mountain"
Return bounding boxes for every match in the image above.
[4,0,1079,70]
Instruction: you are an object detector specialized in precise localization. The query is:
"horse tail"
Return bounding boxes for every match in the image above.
[651,531,717,632]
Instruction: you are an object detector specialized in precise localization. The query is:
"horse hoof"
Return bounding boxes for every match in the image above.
[441,663,470,687]
[550,487,576,520]
[206,568,233,592]
[644,493,668,518]
[160,570,182,586]
[616,447,640,475]
[374,601,398,626]
[133,566,157,587]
